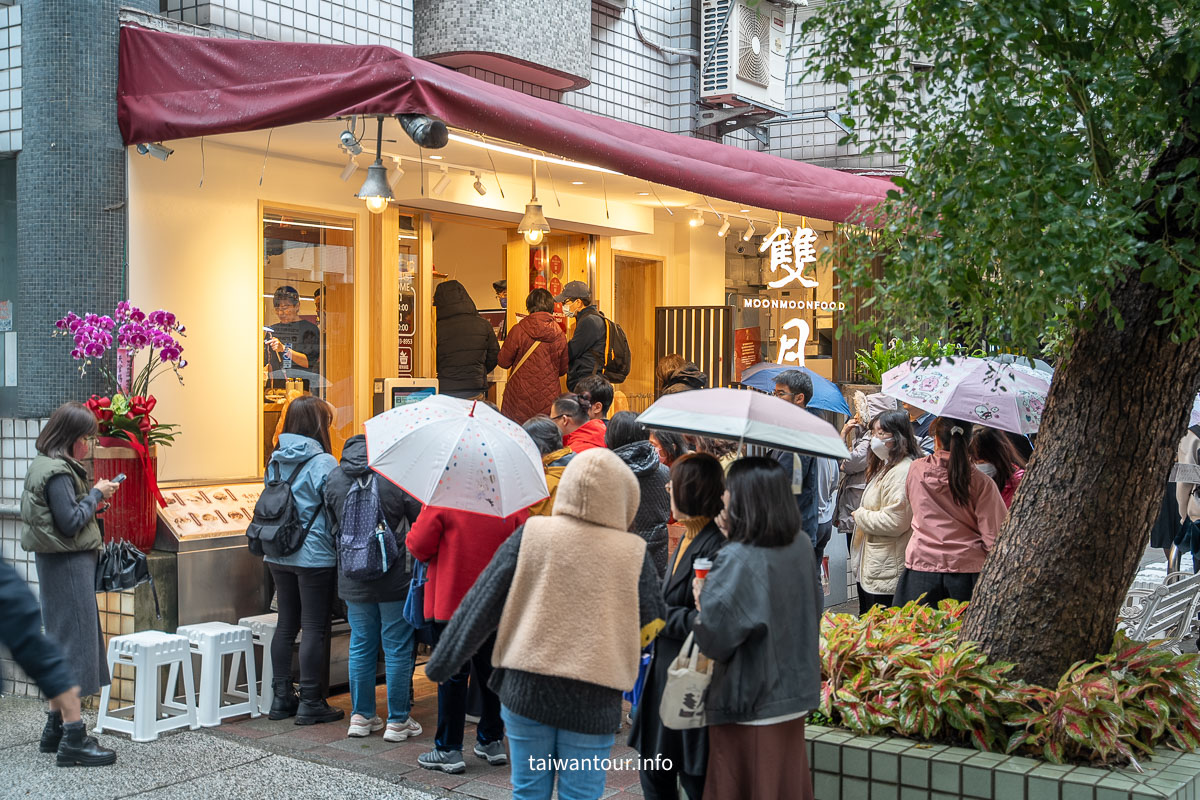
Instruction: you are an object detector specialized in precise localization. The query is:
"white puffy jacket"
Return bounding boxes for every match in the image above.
[851,457,915,595]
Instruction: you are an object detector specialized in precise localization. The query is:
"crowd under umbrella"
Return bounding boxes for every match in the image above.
[636,387,851,460]
[737,363,852,416]
[881,356,1051,436]
[363,394,548,518]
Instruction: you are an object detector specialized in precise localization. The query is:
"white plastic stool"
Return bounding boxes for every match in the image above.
[94,631,199,742]
[238,613,279,715]
[166,622,260,727]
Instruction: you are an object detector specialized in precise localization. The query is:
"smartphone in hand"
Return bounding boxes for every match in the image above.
[113,473,127,484]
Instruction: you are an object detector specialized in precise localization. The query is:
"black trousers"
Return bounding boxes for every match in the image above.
[857,584,893,615]
[640,766,706,800]
[268,563,336,692]
[433,624,504,750]
[892,568,978,607]
[814,521,833,565]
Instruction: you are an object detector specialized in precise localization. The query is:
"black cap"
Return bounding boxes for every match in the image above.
[554,280,590,303]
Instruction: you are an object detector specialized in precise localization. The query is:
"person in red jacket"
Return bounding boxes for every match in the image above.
[406,505,528,775]
[552,394,608,453]
[497,289,568,424]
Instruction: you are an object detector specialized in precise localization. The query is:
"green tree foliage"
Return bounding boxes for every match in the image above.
[800,0,1200,354]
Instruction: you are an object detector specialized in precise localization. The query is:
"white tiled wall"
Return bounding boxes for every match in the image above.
[0,4,20,154]
[163,0,414,52]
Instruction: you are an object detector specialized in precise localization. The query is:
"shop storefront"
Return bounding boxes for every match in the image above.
[116,23,887,635]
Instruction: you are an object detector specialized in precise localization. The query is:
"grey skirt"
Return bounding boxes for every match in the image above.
[35,550,109,696]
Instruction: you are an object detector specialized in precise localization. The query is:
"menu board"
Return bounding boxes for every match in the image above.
[158,482,264,540]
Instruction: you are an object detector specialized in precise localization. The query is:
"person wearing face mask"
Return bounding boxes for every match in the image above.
[969,426,1027,509]
[850,410,923,612]
[20,402,122,766]
[554,281,609,392]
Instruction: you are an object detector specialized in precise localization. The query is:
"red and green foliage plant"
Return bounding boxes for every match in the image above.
[819,601,1200,765]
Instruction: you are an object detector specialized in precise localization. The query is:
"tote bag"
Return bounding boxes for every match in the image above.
[659,632,714,730]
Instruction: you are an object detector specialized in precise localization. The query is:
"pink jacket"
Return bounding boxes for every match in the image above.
[904,452,1008,574]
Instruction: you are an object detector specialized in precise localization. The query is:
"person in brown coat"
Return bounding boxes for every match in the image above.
[498,289,568,424]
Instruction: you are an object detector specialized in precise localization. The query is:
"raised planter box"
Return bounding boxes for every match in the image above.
[806,724,1200,800]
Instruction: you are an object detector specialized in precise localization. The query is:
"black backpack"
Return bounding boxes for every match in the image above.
[246,455,324,558]
[337,474,406,582]
[596,317,631,384]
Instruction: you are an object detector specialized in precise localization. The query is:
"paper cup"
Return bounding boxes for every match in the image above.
[693,557,713,580]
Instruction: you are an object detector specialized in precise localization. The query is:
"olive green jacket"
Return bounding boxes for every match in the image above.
[20,455,103,554]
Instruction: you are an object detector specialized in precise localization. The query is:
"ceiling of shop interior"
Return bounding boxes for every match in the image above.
[206,118,835,233]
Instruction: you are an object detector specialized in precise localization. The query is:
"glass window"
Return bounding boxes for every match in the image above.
[262,210,356,466]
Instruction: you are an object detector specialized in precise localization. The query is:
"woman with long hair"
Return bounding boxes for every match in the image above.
[263,395,342,725]
[629,453,726,800]
[20,402,120,766]
[851,410,922,612]
[693,457,820,799]
[970,425,1027,508]
[892,418,1008,606]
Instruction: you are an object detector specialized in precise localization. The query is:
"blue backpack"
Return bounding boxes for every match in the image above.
[337,474,403,582]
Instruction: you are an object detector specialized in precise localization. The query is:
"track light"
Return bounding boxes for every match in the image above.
[689,210,705,228]
[355,116,394,215]
[742,219,757,242]
[340,158,359,182]
[517,162,551,246]
[433,168,452,197]
[472,171,487,196]
[136,142,173,161]
[717,218,731,237]
[387,158,405,190]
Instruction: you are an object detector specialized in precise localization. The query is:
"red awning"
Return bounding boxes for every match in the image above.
[117,24,889,223]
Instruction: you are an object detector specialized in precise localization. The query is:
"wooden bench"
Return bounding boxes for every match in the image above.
[1118,570,1200,652]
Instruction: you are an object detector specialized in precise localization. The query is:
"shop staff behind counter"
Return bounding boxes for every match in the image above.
[265,285,321,389]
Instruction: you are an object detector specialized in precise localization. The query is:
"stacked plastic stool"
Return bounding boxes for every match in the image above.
[166,622,260,727]
[238,613,279,715]
[94,630,199,742]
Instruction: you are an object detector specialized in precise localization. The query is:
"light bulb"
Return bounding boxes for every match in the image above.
[689,210,704,228]
[717,219,731,237]
[524,229,545,246]
[364,195,388,214]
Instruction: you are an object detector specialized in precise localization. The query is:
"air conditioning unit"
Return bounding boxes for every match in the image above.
[701,0,788,112]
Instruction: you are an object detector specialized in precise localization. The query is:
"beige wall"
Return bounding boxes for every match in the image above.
[430,220,506,310]
[611,215,727,309]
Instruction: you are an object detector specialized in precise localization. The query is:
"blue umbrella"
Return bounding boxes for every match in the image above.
[738,363,851,416]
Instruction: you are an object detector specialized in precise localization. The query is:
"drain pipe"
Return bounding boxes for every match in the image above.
[629,0,701,64]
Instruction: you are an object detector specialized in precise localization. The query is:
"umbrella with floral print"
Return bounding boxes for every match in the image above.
[364,394,547,518]
[882,356,1051,435]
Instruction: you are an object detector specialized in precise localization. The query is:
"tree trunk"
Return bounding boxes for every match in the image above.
[961,272,1200,685]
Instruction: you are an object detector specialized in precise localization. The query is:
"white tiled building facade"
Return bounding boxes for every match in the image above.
[0,0,884,696]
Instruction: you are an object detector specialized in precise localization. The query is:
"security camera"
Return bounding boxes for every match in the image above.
[135,142,173,161]
[339,130,363,155]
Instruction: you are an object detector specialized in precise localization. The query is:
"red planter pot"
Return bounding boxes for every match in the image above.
[93,438,159,552]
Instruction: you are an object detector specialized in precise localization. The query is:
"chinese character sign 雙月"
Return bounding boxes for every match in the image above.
[776,318,810,367]
[759,226,820,290]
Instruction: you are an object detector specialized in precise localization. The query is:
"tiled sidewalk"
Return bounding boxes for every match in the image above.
[208,663,647,799]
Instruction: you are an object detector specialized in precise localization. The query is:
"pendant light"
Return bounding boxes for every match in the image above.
[517,162,551,246]
[356,116,394,215]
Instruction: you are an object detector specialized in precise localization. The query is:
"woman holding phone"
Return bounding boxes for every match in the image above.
[19,402,121,765]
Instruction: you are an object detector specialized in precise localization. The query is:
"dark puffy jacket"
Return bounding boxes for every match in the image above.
[498,311,568,424]
[612,440,670,578]
[566,305,608,391]
[434,280,500,396]
[661,364,708,395]
[324,435,422,604]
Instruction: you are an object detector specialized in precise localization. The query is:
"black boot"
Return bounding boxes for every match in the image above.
[56,722,116,767]
[294,686,344,726]
[39,711,63,753]
[268,677,299,721]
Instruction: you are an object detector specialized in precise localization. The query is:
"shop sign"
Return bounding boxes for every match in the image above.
[760,226,820,289]
[398,335,414,377]
[733,327,762,381]
[399,289,415,336]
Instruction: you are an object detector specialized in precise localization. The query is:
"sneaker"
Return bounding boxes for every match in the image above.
[347,715,384,738]
[418,748,466,774]
[473,740,508,766]
[383,718,423,742]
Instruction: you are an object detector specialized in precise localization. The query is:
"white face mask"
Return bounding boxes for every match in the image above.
[975,462,998,478]
[870,436,892,460]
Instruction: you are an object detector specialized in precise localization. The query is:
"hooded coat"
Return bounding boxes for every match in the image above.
[324,434,423,604]
[433,280,500,396]
[660,363,708,395]
[424,448,666,736]
[263,433,339,569]
[497,311,568,424]
[612,440,671,578]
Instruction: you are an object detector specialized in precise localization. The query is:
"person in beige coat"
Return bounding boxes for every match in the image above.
[851,409,925,612]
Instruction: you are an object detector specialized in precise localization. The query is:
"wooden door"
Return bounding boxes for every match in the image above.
[613,255,662,412]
